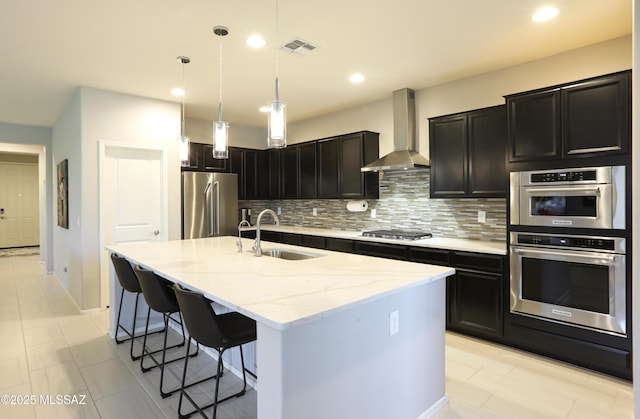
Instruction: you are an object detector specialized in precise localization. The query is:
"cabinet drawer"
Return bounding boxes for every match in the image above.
[453,251,503,273]
[302,235,325,249]
[354,242,407,260]
[281,233,303,246]
[409,247,451,266]
[261,231,282,243]
[325,238,354,253]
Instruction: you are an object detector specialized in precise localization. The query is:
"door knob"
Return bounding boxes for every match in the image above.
[153,230,160,236]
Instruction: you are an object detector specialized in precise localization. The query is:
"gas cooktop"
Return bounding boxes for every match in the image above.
[362,229,432,241]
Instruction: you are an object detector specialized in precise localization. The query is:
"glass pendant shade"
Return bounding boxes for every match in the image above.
[267,99,286,148]
[213,120,229,159]
[178,134,190,165]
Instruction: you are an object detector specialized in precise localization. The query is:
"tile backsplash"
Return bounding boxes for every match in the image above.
[240,169,506,242]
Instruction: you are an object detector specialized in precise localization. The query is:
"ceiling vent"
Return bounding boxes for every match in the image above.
[281,38,317,55]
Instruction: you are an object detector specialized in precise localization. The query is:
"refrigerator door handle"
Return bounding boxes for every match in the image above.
[203,182,213,237]
[212,181,220,236]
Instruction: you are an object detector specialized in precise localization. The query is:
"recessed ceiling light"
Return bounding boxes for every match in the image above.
[349,73,365,83]
[247,35,266,48]
[532,6,559,22]
[259,106,270,113]
[171,87,185,96]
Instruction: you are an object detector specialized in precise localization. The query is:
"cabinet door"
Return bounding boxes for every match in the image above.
[429,114,467,197]
[268,149,281,199]
[468,106,507,197]
[256,151,270,199]
[562,72,630,157]
[449,269,503,337]
[229,148,245,199]
[281,146,299,199]
[317,138,339,198]
[340,134,364,199]
[202,144,229,172]
[507,89,561,162]
[244,150,259,200]
[298,142,317,198]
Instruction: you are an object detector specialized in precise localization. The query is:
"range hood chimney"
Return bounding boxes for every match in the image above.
[361,88,430,172]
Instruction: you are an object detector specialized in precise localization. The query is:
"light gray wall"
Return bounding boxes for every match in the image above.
[52,89,83,302]
[0,122,53,271]
[52,87,181,310]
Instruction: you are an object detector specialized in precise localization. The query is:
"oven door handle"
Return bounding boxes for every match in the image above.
[524,186,601,195]
[512,247,618,265]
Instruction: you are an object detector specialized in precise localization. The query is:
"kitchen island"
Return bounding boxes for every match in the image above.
[107,236,455,419]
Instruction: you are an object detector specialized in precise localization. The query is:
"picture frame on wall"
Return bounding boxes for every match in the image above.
[57,159,68,229]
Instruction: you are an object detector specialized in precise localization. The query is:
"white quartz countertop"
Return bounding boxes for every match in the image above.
[107,236,454,331]
[249,225,507,255]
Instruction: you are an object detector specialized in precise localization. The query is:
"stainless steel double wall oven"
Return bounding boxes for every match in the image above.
[509,166,627,336]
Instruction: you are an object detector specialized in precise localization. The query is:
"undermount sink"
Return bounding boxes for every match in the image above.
[259,247,326,261]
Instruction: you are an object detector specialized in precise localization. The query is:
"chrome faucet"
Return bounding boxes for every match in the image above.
[237,220,251,253]
[252,209,280,256]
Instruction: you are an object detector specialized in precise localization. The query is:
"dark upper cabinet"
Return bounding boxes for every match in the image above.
[229,147,245,199]
[281,146,299,199]
[429,114,467,197]
[182,141,202,170]
[318,139,339,198]
[181,142,228,172]
[506,70,630,162]
[202,144,230,172]
[562,73,630,156]
[267,149,281,199]
[468,107,508,196]
[298,142,317,198]
[280,142,317,199]
[507,90,561,162]
[429,105,506,198]
[317,131,380,199]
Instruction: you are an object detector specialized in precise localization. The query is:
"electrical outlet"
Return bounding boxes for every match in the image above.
[371,209,377,219]
[478,210,486,223]
[389,310,399,336]
[312,208,317,216]
[277,207,281,215]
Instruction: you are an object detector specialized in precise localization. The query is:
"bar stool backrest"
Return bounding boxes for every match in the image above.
[173,283,228,348]
[133,265,180,314]
[110,253,142,293]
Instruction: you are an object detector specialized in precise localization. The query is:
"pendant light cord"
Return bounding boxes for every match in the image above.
[218,31,224,121]
[275,0,280,101]
[181,60,186,134]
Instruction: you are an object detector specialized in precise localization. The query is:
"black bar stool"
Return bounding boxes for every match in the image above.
[173,283,257,419]
[110,253,149,360]
[133,265,199,398]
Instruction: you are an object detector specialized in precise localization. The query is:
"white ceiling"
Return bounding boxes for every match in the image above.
[0,0,631,128]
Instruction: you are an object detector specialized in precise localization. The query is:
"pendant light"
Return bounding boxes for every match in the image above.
[213,26,230,159]
[267,0,286,148]
[176,56,191,165]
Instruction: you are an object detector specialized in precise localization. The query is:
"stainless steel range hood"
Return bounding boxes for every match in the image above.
[361,88,430,172]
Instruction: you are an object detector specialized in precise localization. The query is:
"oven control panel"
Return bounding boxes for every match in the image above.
[530,170,597,183]
[514,233,618,251]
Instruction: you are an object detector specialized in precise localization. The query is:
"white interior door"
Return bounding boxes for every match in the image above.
[100,143,168,309]
[0,163,39,248]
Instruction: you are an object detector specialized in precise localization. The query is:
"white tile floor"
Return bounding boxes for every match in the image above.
[0,254,633,418]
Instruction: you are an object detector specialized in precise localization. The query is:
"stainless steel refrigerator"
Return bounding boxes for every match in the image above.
[182,172,238,239]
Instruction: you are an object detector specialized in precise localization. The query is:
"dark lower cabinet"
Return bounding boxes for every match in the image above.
[448,269,503,337]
